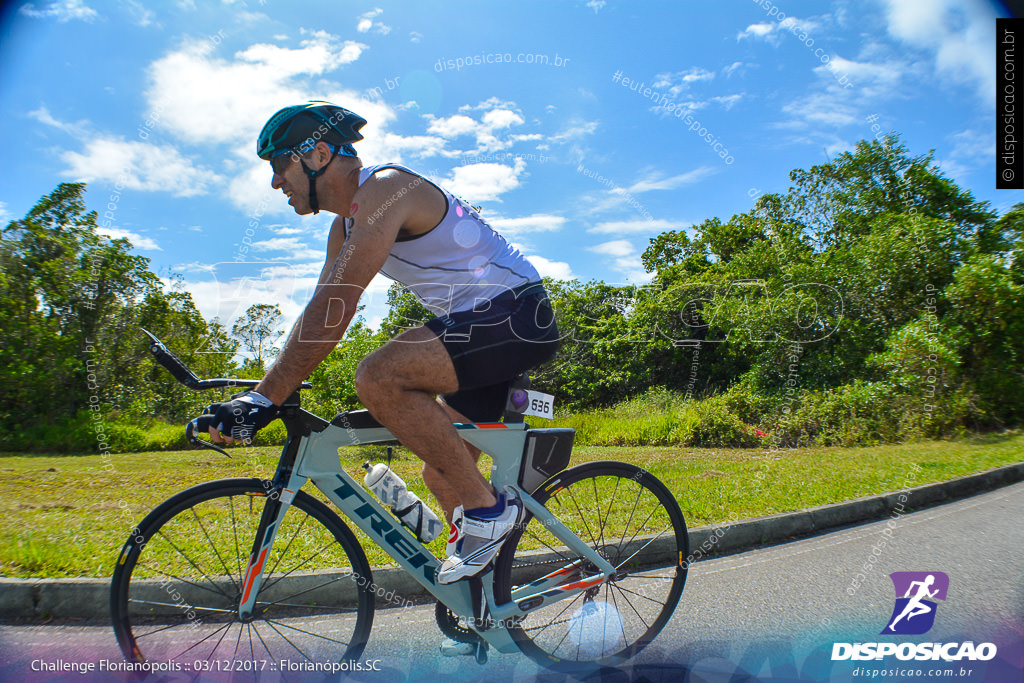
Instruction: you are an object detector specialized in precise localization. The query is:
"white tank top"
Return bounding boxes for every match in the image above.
[349,163,541,315]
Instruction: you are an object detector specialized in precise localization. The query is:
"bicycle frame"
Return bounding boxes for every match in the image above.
[237,410,616,655]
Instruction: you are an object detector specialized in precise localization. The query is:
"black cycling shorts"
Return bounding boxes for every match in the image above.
[425,282,559,422]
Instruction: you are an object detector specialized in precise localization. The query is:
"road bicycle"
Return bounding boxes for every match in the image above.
[110,329,689,675]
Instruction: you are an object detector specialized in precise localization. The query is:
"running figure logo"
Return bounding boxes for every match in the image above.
[881,571,949,635]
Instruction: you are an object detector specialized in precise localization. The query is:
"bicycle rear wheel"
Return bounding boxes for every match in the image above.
[111,478,374,670]
[493,461,688,672]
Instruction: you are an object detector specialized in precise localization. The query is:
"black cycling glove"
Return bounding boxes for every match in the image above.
[207,391,279,444]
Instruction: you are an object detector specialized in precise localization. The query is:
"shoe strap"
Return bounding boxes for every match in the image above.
[461,515,505,540]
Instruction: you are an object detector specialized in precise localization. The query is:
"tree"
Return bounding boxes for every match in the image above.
[231,303,284,370]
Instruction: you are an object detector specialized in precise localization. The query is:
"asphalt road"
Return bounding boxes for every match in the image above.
[2,482,1022,682]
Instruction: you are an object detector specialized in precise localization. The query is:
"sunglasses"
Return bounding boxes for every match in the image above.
[269,148,301,175]
[269,142,356,175]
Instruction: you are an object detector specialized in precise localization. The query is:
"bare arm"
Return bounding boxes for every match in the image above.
[271,217,349,360]
[255,176,411,405]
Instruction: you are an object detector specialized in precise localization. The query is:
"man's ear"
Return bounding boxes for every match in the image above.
[315,141,335,164]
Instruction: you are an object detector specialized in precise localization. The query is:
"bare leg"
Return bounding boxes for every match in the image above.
[424,399,484,521]
[355,326,497,511]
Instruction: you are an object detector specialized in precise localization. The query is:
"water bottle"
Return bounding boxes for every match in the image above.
[363,462,443,543]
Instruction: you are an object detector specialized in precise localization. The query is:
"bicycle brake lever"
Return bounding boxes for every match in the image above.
[187,416,233,459]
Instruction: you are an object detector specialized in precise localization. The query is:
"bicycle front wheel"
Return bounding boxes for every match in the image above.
[111,478,374,669]
[493,461,688,672]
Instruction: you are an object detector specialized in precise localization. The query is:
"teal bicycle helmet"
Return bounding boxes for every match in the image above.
[257,102,367,213]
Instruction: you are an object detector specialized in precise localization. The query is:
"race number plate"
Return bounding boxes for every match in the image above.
[522,390,555,419]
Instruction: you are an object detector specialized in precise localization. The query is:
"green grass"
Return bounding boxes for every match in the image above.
[1,431,1021,578]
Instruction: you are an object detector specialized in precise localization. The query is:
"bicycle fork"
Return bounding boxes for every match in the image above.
[237,473,307,620]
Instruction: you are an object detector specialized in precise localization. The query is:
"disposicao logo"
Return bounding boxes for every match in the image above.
[832,571,998,662]
[881,571,948,635]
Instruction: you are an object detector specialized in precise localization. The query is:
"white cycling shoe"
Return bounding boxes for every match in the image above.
[436,493,522,584]
[439,637,475,657]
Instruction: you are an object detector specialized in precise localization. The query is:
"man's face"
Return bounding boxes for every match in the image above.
[270,151,313,215]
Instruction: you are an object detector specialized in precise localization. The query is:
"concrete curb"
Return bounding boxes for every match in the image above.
[2,461,1022,620]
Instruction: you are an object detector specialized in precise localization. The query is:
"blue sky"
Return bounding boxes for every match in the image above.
[0,0,1015,335]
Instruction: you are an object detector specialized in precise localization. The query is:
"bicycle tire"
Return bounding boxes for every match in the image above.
[493,461,688,673]
[111,478,374,671]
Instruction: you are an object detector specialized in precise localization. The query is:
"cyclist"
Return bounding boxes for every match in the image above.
[207,101,559,586]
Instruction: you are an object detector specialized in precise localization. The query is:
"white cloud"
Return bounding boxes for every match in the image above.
[28,105,88,136]
[0,202,12,224]
[739,23,775,39]
[178,269,318,334]
[122,0,155,27]
[590,219,679,235]
[712,94,743,110]
[409,31,423,43]
[589,239,634,257]
[445,159,526,202]
[62,137,223,196]
[426,106,526,154]
[652,68,715,98]
[97,227,161,251]
[881,0,996,102]
[357,8,391,35]
[20,0,96,22]
[458,97,519,113]
[586,0,606,12]
[587,240,651,282]
[488,214,567,235]
[737,16,821,45]
[813,54,905,98]
[482,109,524,129]
[527,255,575,280]
[621,167,717,193]
[781,91,860,128]
[269,224,306,236]
[145,31,368,146]
[548,119,599,144]
[377,133,447,159]
[722,61,746,78]
[947,127,994,163]
[427,114,479,138]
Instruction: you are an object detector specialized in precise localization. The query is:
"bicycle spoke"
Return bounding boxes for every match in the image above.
[597,475,621,551]
[529,589,586,642]
[232,617,246,660]
[616,522,674,571]
[606,582,630,648]
[260,571,356,609]
[615,483,645,556]
[190,506,240,593]
[113,482,371,669]
[133,561,234,602]
[152,529,235,602]
[133,618,210,641]
[611,583,652,632]
[564,484,599,548]
[127,598,234,615]
[496,463,686,669]
[260,536,347,594]
[164,620,233,660]
[261,619,316,662]
[548,595,586,657]
[262,616,353,647]
[520,525,576,566]
[611,583,668,607]
[262,511,311,579]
